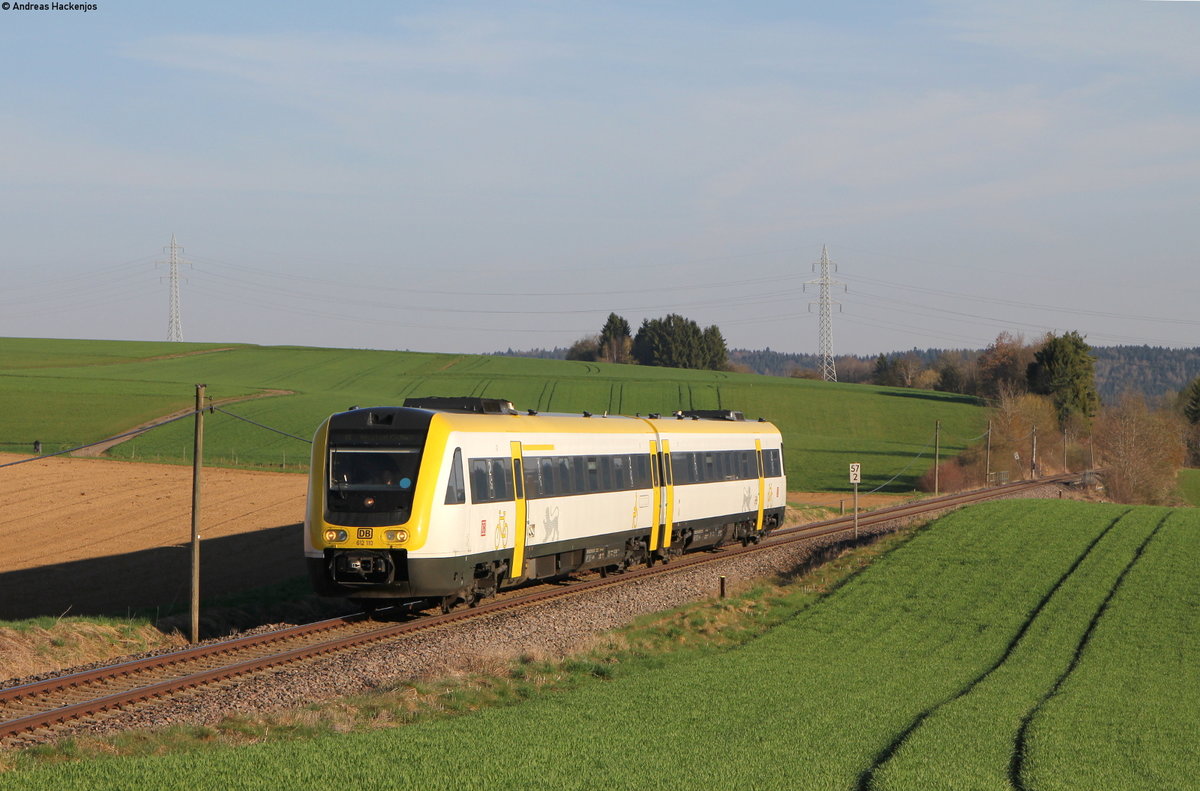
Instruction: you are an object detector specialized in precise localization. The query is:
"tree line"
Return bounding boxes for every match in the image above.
[894,330,1200,505]
[727,342,1200,403]
[498,328,1200,503]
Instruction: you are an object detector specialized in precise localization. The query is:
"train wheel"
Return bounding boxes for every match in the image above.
[440,595,456,614]
[350,598,379,619]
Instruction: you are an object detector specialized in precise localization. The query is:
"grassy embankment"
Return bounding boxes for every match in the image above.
[3,500,1195,789]
[0,337,986,493]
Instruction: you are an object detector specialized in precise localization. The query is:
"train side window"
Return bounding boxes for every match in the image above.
[572,456,587,493]
[469,458,490,503]
[585,456,600,492]
[702,453,716,483]
[668,453,682,485]
[523,458,541,498]
[539,457,556,497]
[613,455,632,491]
[634,455,650,488]
[600,456,614,491]
[491,458,513,501]
[444,448,466,505]
[671,452,690,485]
[554,456,572,495]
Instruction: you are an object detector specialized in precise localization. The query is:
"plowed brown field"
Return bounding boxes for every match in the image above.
[0,451,907,622]
[0,453,307,621]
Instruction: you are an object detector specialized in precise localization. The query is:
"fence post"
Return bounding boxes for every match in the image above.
[191,384,206,644]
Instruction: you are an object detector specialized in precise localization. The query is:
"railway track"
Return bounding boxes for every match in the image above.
[0,474,1078,745]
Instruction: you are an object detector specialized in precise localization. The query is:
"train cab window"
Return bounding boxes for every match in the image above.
[444,448,466,505]
[330,448,420,491]
[765,449,782,478]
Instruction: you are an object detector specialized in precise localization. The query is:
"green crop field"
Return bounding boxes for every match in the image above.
[3,500,1195,790]
[0,337,985,491]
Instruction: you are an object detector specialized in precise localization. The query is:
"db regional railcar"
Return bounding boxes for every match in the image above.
[305,397,786,610]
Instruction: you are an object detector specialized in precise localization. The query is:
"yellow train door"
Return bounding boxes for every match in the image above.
[509,441,528,580]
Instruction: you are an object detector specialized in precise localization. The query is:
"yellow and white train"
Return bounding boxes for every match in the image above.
[305,397,786,609]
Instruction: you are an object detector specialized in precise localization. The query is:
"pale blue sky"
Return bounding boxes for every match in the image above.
[2,0,1198,355]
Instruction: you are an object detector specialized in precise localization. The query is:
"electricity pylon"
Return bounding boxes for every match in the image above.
[804,245,845,382]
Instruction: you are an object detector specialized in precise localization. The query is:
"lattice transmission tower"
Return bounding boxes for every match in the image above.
[161,234,187,342]
[804,245,845,382]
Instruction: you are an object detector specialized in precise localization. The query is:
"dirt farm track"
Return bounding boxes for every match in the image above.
[0,453,308,621]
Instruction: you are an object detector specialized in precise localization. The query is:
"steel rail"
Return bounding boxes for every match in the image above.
[0,474,1078,742]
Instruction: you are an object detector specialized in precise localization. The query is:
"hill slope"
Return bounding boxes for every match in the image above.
[0,337,986,491]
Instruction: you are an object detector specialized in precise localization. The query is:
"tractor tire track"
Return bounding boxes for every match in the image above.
[1010,510,1174,790]
[856,508,1132,790]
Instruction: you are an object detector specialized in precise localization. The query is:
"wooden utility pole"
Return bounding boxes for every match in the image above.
[190,384,206,644]
[1031,425,1038,479]
[934,420,941,495]
[985,420,992,485]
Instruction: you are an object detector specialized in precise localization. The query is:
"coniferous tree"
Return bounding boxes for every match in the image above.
[597,313,633,364]
[1184,376,1200,425]
[1027,331,1099,427]
[632,314,712,370]
[702,325,728,371]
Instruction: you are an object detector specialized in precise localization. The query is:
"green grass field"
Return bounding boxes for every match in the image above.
[3,500,1195,790]
[1177,468,1200,506]
[0,337,986,491]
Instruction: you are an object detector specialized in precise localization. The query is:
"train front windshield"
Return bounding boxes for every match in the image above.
[330,449,421,491]
[326,447,423,521]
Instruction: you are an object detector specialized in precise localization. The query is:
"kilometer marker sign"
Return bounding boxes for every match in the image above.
[849,463,861,538]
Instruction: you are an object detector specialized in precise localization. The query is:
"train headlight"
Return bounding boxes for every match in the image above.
[385,529,409,543]
[324,529,348,543]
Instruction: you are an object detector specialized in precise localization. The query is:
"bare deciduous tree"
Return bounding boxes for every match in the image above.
[1094,393,1186,504]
